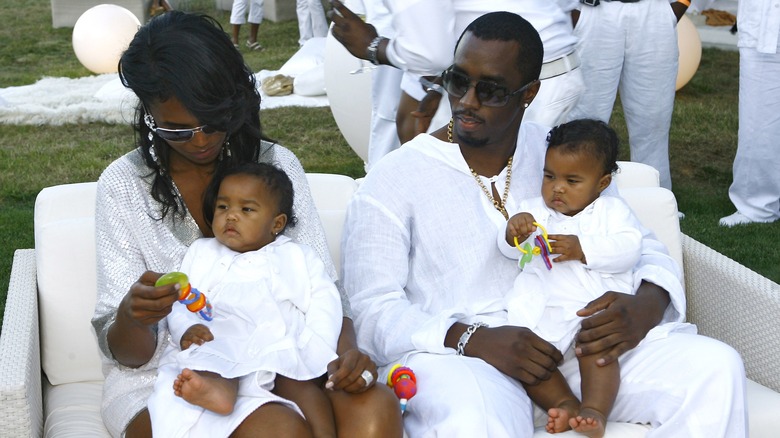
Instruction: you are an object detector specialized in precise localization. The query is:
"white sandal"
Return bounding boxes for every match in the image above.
[246,40,263,51]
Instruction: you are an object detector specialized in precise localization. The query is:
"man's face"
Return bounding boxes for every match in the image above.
[447,32,537,149]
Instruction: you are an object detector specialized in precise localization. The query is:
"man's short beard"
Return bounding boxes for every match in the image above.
[456,130,489,148]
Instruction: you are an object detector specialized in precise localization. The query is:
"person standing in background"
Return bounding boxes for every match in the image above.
[330,0,583,149]
[231,0,264,50]
[719,0,780,227]
[565,0,690,191]
[296,0,329,46]
[342,0,403,172]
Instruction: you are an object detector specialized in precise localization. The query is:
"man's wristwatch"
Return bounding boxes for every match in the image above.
[366,36,386,66]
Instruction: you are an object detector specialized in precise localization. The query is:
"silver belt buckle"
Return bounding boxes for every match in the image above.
[580,0,600,5]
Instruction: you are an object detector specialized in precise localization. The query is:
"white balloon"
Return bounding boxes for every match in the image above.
[72,5,141,74]
[676,14,702,91]
[324,29,372,162]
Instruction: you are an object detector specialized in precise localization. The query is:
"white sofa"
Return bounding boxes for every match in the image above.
[2,165,780,437]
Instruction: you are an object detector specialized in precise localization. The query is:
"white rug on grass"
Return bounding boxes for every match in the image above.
[0,74,328,126]
[0,38,331,126]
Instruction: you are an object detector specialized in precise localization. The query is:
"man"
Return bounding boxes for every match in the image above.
[330,0,582,160]
[565,0,691,190]
[342,12,747,437]
[719,0,780,226]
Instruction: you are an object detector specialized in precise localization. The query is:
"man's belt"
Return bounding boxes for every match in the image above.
[580,0,641,5]
[539,51,580,80]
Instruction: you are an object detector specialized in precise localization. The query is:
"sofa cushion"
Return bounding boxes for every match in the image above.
[305,173,359,274]
[44,380,109,437]
[35,182,103,385]
[619,187,683,272]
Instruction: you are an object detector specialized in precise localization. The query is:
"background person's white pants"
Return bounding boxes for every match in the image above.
[367,65,403,172]
[296,0,328,46]
[569,0,678,190]
[727,43,780,222]
[230,0,264,25]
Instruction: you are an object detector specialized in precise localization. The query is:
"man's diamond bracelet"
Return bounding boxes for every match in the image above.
[456,322,488,356]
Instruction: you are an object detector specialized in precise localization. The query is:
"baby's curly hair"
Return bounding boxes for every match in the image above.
[203,162,297,231]
[546,119,620,176]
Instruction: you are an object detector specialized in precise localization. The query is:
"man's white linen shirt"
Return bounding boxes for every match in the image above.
[383,0,578,76]
[342,122,685,367]
[738,0,780,53]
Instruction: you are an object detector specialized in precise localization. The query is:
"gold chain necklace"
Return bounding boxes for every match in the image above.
[448,118,512,219]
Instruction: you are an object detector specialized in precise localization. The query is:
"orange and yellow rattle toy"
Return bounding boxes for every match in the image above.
[387,364,417,413]
[155,272,213,321]
[513,222,553,270]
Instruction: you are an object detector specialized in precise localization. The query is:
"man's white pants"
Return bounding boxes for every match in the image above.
[296,0,328,46]
[728,43,780,222]
[367,66,403,172]
[398,332,746,437]
[230,0,264,25]
[527,67,584,128]
[569,0,678,190]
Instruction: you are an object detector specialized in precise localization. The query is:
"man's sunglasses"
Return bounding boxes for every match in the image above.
[143,112,221,143]
[441,67,537,107]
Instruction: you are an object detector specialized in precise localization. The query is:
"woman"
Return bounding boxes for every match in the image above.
[90,11,401,437]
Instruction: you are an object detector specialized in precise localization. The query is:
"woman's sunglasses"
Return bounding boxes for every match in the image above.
[143,112,221,143]
[441,67,537,107]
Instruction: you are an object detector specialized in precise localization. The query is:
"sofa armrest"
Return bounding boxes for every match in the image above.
[682,234,780,393]
[0,249,42,437]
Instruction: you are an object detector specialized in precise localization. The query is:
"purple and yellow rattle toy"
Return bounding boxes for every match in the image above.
[513,222,553,270]
[155,272,214,321]
[386,364,417,414]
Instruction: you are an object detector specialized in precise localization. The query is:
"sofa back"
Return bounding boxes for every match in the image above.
[35,182,102,385]
[33,164,681,387]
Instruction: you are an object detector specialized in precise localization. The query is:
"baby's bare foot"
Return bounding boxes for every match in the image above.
[546,400,579,433]
[174,368,238,415]
[569,407,606,438]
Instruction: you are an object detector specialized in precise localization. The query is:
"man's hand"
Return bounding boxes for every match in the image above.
[575,282,670,365]
[410,87,443,136]
[466,325,563,385]
[547,234,585,264]
[671,1,688,22]
[180,324,214,350]
[329,0,378,60]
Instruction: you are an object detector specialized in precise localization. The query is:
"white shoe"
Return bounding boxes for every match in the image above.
[718,211,775,227]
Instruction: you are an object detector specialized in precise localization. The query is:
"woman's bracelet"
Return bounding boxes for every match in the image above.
[457,322,488,356]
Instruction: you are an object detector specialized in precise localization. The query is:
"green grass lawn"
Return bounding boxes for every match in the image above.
[1,0,778,327]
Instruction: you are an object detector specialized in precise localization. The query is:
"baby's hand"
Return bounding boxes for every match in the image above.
[506,212,537,246]
[547,234,586,264]
[180,324,214,350]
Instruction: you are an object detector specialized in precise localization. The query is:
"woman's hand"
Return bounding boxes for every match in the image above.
[325,349,378,394]
[325,317,377,393]
[107,271,180,367]
[575,282,670,365]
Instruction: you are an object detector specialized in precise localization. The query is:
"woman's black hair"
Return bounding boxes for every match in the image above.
[202,162,297,231]
[546,119,620,176]
[119,11,270,219]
